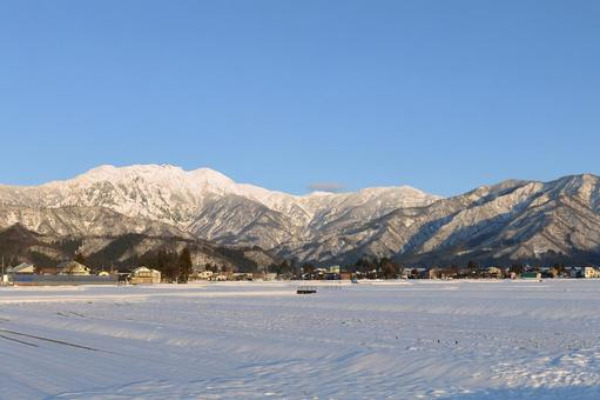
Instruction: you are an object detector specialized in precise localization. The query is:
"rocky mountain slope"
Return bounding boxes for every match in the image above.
[287,174,600,266]
[1,165,599,266]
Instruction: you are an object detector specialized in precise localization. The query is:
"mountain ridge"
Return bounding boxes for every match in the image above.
[0,165,599,267]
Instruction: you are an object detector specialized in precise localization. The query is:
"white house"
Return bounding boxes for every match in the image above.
[261,273,278,281]
[583,266,600,279]
[196,270,214,280]
[130,267,161,284]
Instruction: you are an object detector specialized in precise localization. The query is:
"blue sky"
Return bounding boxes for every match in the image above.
[0,1,598,196]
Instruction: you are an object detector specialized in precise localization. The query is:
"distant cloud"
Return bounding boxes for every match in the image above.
[307,182,344,193]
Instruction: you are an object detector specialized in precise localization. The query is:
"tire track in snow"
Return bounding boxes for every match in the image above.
[0,333,39,347]
[0,328,98,351]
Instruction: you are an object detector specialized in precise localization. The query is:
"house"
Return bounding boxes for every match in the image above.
[195,270,214,280]
[328,266,341,274]
[277,272,296,281]
[487,267,503,278]
[547,266,561,278]
[408,268,427,279]
[129,267,161,284]
[7,262,35,274]
[36,266,61,275]
[57,260,90,276]
[428,268,441,279]
[583,266,600,279]
[254,272,277,281]
[340,271,352,280]
[521,272,541,280]
[264,273,278,281]
[231,273,253,281]
[303,268,340,280]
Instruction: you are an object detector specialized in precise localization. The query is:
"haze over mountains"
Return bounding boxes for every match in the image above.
[1,164,599,268]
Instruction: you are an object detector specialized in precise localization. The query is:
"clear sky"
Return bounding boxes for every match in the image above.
[0,1,598,196]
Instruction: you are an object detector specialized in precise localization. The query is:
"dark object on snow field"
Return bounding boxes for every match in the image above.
[297,286,318,294]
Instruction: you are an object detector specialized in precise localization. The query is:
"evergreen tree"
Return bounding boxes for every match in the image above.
[467,260,479,274]
[178,247,193,283]
[302,263,316,274]
[380,258,399,279]
[155,248,179,282]
[205,263,217,273]
[509,262,524,275]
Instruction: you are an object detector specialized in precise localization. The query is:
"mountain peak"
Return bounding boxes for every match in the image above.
[73,164,185,181]
[68,164,238,189]
[39,164,439,202]
[189,167,235,186]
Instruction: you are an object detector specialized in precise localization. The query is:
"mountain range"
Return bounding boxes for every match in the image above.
[1,164,599,268]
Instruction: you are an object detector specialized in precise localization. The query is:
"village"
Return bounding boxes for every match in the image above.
[2,258,600,286]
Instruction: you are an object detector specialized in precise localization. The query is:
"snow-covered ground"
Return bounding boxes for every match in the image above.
[1,280,600,399]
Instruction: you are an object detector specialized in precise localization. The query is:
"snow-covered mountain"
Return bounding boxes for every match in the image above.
[1,164,599,266]
[0,164,440,250]
[282,174,600,265]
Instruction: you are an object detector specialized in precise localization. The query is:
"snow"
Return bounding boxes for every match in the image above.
[35,163,441,217]
[1,280,600,399]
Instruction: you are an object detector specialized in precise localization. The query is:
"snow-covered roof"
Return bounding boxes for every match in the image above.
[131,267,160,275]
[57,260,90,274]
[9,262,35,274]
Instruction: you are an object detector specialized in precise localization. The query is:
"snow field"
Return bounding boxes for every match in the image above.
[0,280,599,399]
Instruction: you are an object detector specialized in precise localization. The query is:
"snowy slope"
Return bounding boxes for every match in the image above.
[289,174,600,264]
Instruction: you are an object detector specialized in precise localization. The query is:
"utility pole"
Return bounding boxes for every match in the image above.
[1,254,5,286]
